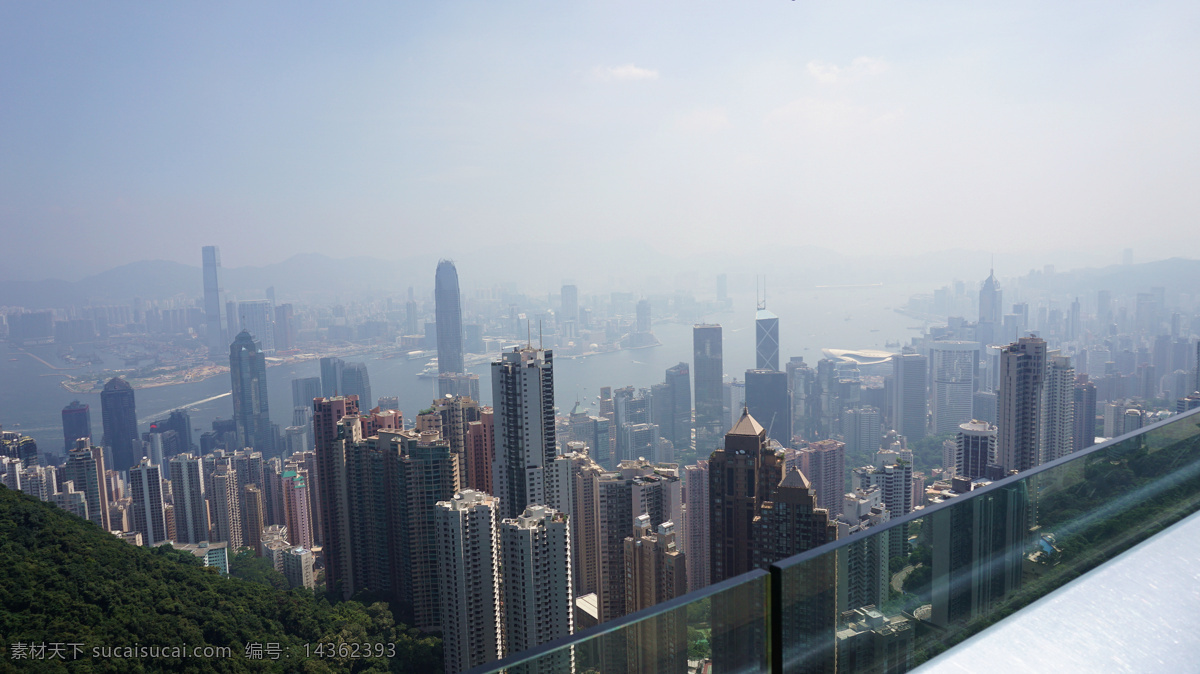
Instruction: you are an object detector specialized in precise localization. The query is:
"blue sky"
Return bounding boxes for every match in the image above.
[3,1,1199,280]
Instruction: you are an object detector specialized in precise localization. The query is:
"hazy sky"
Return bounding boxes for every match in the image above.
[3,2,1199,280]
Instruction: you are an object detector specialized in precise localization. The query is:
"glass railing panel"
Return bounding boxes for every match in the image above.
[469,568,770,674]
[771,408,1200,673]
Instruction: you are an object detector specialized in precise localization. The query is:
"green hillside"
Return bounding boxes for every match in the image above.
[0,487,441,673]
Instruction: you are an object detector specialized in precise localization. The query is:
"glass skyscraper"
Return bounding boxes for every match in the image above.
[435,259,465,375]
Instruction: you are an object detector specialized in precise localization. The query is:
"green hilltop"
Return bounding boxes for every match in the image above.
[0,486,441,673]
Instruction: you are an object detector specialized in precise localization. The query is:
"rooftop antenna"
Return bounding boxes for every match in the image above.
[539,319,543,349]
[526,320,532,349]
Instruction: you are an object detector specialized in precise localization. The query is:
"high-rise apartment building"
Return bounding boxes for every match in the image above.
[500,505,573,661]
[1073,375,1098,453]
[128,458,167,546]
[755,307,780,371]
[492,346,555,520]
[1041,353,1076,464]
[797,439,846,519]
[243,484,265,554]
[930,341,980,435]
[841,407,881,459]
[623,516,689,674]
[683,461,710,593]
[230,330,274,454]
[209,466,244,549]
[745,368,791,445]
[892,354,928,443]
[436,260,465,375]
[170,454,208,544]
[101,377,139,472]
[313,395,360,598]
[594,459,683,622]
[465,408,495,494]
[751,468,838,567]
[709,410,783,584]
[997,336,1047,474]
[956,420,997,479]
[61,400,91,453]
[202,246,226,352]
[693,324,724,453]
[436,490,503,674]
[64,440,111,531]
[281,469,314,550]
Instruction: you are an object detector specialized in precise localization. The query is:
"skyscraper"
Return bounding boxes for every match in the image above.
[997,336,1047,474]
[662,363,693,453]
[891,353,928,443]
[683,461,710,592]
[202,245,226,352]
[500,505,574,660]
[313,395,360,599]
[709,409,782,584]
[745,368,791,445]
[1073,375,1098,453]
[561,284,579,324]
[956,420,997,479]
[319,357,345,397]
[230,330,274,454]
[435,260,465,375]
[170,453,208,544]
[237,300,276,355]
[210,465,244,549]
[61,400,92,452]
[436,490,503,674]
[798,439,847,519]
[492,346,555,520]
[755,307,780,372]
[129,458,168,546]
[623,516,689,674]
[930,341,980,435]
[101,377,139,472]
[693,324,724,453]
[64,440,111,531]
[341,362,373,410]
[751,469,837,667]
[1041,353,1076,464]
[291,377,322,410]
[977,269,1003,346]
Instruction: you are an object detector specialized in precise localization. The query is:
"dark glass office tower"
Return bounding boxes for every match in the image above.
[435,260,465,375]
[230,330,274,454]
[755,308,779,371]
[745,368,791,445]
[694,324,724,453]
[320,357,345,397]
[101,377,139,472]
[663,362,693,452]
[62,399,92,452]
[202,246,225,352]
[342,362,372,410]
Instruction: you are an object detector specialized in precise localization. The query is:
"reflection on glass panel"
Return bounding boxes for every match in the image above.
[470,570,769,674]
[774,411,1200,673]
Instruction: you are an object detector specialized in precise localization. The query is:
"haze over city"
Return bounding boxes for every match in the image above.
[3,3,1200,674]
[4,1,1200,281]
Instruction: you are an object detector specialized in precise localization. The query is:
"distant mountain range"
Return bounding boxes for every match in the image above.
[1,248,1195,310]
